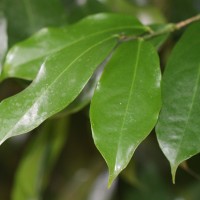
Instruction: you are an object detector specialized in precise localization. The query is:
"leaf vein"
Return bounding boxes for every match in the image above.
[12,26,145,70]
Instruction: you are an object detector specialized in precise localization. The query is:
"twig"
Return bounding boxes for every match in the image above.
[119,14,200,42]
[142,24,175,40]
[175,14,200,30]
[144,14,200,40]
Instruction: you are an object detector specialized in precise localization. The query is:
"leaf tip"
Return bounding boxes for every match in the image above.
[171,164,179,184]
[108,172,118,188]
[107,163,124,188]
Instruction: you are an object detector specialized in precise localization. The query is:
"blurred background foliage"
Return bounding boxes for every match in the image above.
[0,0,200,199]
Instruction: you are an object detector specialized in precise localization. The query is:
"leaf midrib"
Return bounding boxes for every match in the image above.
[9,25,145,69]
[115,40,142,168]
[1,36,116,143]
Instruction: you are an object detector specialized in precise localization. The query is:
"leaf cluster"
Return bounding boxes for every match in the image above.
[0,2,200,198]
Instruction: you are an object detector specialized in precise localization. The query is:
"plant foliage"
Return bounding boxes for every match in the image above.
[0,5,200,196]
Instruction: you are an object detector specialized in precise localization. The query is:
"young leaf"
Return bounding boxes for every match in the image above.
[12,117,68,200]
[90,40,161,186]
[1,13,147,81]
[0,34,117,145]
[156,22,200,181]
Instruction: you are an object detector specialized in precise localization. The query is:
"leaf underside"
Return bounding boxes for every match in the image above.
[156,22,200,182]
[90,40,161,186]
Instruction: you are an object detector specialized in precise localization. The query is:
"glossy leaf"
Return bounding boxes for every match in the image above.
[57,57,111,116]
[1,13,147,81]
[12,117,68,200]
[90,40,161,186]
[0,33,117,145]
[156,22,200,181]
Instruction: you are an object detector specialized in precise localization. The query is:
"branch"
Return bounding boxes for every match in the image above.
[175,14,200,30]
[119,14,200,42]
[145,14,200,40]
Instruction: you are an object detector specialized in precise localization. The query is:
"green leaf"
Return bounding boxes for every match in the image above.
[1,13,147,81]
[12,117,68,200]
[2,0,67,45]
[156,22,200,182]
[0,33,118,145]
[90,40,161,186]
[57,58,110,116]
